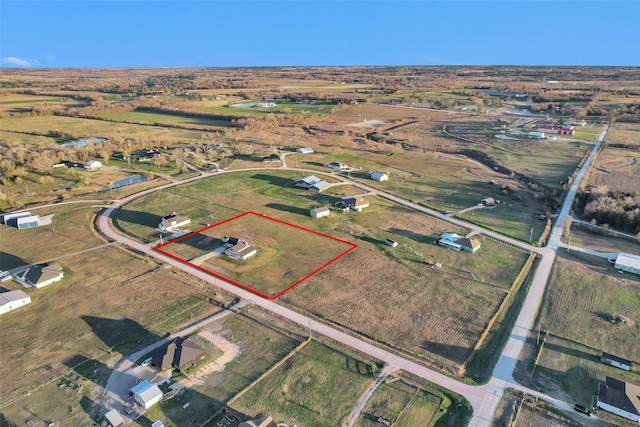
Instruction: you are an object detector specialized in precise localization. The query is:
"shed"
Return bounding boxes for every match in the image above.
[103,409,126,427]
[615,253,640,275]
[369,171,388,181]
[130,380,163,410]
[384,239,398,248]
[2,211,31,226]
[0,290,31,315]
[601,352,633,371]
[309,181,330,192]
[310,207,330,219]
[16,215,40,229]
[296,147,314,154]
[84,160,102,171]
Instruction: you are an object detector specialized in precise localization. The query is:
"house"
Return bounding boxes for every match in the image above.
[597,376,640,422]
[0,290,31,315]
[225,240,257,260]
[528,131,546,139]
[295,176,329,192]
[147,336,205,371]
[341,197,369,212]
[326,161,348,171]
[239,416,278,427]
[438,233,481,253]
[385,239,398,248]
[84,160,102,171]
[296,147,314,154]
[262,154,281,163]
[159,212,191,233]
[16,262,64,288]
[614,253,640,275]
[369,171,389,182]
[564,119,587,127]
[130,380,163,410]
[103,409,126,427]
[537,125,575,135]
[310,207,330,218]
[481,197,496,206]
[601,352,633,371]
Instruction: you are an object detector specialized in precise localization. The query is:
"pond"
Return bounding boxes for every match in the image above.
[229,102,255,108]
[100,174,152,192]
[61,137,106,148]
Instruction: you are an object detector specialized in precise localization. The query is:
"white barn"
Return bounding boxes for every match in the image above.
[0,290,31,315]
[369,171,389,182]
[615,253,640,275]
[310,207,330,218]
[84,160,102,171]
[296,147,314,154]
[131,380,163,410]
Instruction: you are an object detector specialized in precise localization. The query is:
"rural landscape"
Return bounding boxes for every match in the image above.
[0,65,639,427]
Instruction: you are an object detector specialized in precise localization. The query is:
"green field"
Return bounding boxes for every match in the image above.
[99,110,232,128]
[230,341,374,427]
[195,101,337,118]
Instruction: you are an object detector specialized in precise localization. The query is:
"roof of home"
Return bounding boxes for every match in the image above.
[0,290,30,306]
[342,197,368,207]
[161,213,190,227]
[148,337,205,370]
[311,207,330,213]
[18,263,63,285]
[296,175,321,185]
[310,181,330,191]
[229,241,256,256]
[598,376,640,417]
[456,237,481,250]
[104,408,126,427]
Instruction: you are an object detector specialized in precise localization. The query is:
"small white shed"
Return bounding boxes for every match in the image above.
[310,207,330,218]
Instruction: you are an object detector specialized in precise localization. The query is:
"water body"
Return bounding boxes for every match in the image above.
[100,174,151,192]
[61,137,106,148]
[229,102,255,108]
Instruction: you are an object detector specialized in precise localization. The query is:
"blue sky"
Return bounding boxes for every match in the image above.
[1,1,639,68]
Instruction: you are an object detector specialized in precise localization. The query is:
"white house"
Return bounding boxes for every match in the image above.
[84,160,102,171]
[130,380,163,410]
[296,147,314,154]
[615,253,640,275]
[310,207,330,218]
[528,131,546,139]
[0,290,31,315]
[295,176,329,192]
[597,377,640,422]
[16,263,64,288]
[159,212,191,233]
[369,171,388,182]
[438,233,481,253]
[326,162,348,171]
[341,197,369,212]
[225,241,257,260]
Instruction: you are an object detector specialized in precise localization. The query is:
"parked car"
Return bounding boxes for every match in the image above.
[573,403,591,416]
[141,357,153,367]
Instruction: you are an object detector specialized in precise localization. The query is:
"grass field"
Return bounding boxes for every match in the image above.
[0,94,72,113]
[194,100,337,118]
[160,212,355,298]
[564,224,640,256]
[230,341,374,427]
[0,246,218,408]
[98,110,232,129]
[116,170,529,372]
[587,122,640,192]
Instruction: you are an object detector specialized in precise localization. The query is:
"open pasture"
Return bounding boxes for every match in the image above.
[157,211,356,299]
[98,110,232,129]
[230,341,374,427]
[194,100,337,118]
[0,246,216,405]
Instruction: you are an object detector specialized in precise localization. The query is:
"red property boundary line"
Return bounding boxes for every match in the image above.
[153,211,357,300]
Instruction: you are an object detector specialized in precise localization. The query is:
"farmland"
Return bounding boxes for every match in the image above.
[98,110,232,129]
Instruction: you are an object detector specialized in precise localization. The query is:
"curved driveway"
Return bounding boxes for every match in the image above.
[98,123,608,426]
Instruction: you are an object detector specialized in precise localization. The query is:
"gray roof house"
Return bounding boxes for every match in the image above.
[16,263,64,288]
[597,376,640,422]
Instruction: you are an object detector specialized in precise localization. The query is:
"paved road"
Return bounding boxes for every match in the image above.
[96,122,609,426]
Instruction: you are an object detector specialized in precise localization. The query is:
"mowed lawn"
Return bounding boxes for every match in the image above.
[163,213,354,298]
[0,246,215,405]
[230,341,374,427]
[98,110,232,129]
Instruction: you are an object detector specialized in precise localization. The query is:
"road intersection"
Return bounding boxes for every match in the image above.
[98,123,608,425]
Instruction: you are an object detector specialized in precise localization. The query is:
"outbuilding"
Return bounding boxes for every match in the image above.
[130,380,163,410]
[614,253,640,275]
[384,239,398,248]
[103,408,126,427]
[0,290,31,315]
[369,171,389,181]
[84,160,102,171]
[310,207,330,218]
[341,197,369,212]
[159,212,191,233]
[601,352,633,371]
[296,147,314,154]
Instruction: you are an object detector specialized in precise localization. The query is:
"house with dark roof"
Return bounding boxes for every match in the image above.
[340,197,369,212]
[438,233,481,253]
[16,262,64,288]
[262,154,281,163]
[597,376,640,422]
[147,336,205,371]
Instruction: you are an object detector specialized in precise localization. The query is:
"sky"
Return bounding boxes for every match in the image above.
[1,1,639,68]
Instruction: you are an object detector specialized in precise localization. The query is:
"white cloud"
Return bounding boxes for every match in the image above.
[45,55,55,60]
[1,57,32,67]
